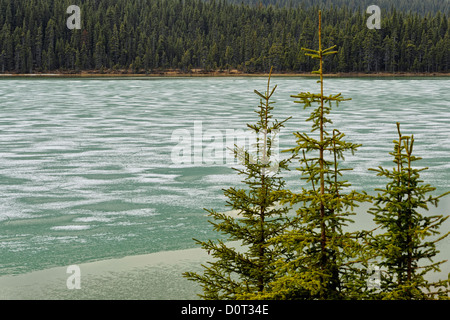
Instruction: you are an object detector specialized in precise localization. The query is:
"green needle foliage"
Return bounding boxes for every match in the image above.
[368,123,450,300]
[183,67,292,299]
[254,10,372,300]
[184,9,449,301]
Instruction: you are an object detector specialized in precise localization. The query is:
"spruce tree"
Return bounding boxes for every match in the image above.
[368,123,450,299]
[183,68,292,299]
[256,10,371,300]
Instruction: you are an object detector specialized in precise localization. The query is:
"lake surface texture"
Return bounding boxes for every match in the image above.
[0,77,449,298]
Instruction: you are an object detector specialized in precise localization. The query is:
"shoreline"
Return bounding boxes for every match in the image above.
[0,228,448,300]
[0,244,216,300]
[0,70,449,78]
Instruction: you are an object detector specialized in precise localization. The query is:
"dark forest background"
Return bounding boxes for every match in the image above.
[0,0,448,74]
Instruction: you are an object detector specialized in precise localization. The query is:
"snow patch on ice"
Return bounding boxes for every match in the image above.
[51,225,91,231]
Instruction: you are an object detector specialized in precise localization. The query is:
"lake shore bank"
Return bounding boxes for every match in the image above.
[1,70,449,78]
[0,244,215,300]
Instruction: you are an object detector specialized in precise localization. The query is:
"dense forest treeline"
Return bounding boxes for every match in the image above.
[230,0,449,15]
[0,0,448,74]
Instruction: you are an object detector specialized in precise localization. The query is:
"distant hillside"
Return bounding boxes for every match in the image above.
[0,0,448,74]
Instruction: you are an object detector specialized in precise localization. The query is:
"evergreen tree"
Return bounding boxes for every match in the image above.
[110,24,120,66]
[183,68,292,299]
[368,123,450,299]
[256,10,371,300]
[44,18,55,71]
[34,25,43,70]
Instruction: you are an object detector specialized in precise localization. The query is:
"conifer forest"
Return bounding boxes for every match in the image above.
[0,0,448,74]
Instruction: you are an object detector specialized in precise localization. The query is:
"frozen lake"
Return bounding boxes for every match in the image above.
[0,76,448,298]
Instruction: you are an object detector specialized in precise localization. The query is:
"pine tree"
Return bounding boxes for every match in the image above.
[110,24,120,66]
[183,68,292,299]
[368,123,450,300]
[35,25,43,71]
[257,10,371,300]
[44,19,55,71]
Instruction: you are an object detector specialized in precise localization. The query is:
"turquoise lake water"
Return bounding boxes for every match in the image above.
[0,77,448,286]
